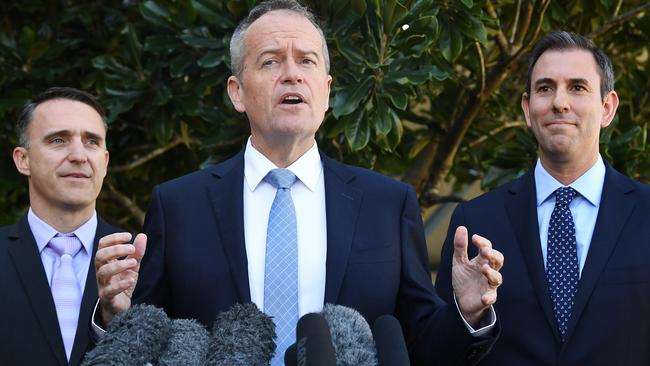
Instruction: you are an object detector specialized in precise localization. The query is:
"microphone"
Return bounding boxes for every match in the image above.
[81,304,172,365]
[208,303,276,366]
[158,318,211,365]
[294,312,337,366]
[321,304,377,366]
[372,315,410,366]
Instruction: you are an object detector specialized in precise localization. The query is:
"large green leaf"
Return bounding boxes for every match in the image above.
[331,76,374,118]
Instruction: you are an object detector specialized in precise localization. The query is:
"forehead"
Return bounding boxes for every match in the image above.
[532,49,600,83]
[30,99,106,137]
[244,10,323,55]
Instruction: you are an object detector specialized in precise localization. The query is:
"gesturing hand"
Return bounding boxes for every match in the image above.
[94,232,147,327]
[451,226,504,328]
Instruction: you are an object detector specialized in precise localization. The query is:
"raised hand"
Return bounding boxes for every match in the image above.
[451,226,504,327]
[94,232,147,326]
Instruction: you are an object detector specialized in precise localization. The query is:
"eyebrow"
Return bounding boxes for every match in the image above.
[534,77,591,87]
[42,129,105,144]
[255,46,322,63]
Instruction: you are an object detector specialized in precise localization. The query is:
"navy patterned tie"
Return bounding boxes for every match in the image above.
[546,187,579,339]
[264,168,298,365]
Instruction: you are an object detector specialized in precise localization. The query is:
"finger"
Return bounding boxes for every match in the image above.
[453,226,469,263]
[481,247,504,271]
[96,258,138,285]
[99,277,136,301]
[481,289,497,306]
[95,244,136,267]
[472,234,493,251]
[97,232,132,250]
[482,264,502,288]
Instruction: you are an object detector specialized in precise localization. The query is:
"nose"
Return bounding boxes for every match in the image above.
[281,59,303,84]
[552,89,570,113]
[67,138,88,163]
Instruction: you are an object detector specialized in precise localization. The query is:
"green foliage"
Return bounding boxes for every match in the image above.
[1,0,650,230]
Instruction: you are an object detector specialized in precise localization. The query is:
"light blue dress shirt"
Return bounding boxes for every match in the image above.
[28,208,97,289]
[535,156,605,276]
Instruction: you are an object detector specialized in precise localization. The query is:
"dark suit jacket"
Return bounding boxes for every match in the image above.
[435,164,650,365]
[132,149,497,365]
[0,215,120,366]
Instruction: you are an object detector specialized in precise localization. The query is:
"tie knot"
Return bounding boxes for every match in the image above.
[265,168,297,189]
[48,235,82,257]
[555,187,577,207]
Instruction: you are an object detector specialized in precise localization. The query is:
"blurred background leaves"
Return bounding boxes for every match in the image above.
[1,0,649,230]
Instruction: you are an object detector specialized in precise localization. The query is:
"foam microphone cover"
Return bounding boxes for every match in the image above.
[158,318,211,365]
[208,303,276,366]
[372,315,410,366]
[295,313,336,366]
[321,304,377,366]
[81,304,172,365]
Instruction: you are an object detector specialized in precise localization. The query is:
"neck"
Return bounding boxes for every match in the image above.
[539,152,599,186]
[251,135,314,168]
[29,200,94,233]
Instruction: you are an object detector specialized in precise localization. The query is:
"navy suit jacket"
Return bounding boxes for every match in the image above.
[0,215,121,366]
[435,164,650,365]
[132,149,497,365]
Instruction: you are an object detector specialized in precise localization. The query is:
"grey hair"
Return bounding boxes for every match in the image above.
[526,30,615,99]
[229,0,330,80]
[17,87,107,148]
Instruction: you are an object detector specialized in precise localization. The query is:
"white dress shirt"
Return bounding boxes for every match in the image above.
[535,156,605,276]
[244,138,327,316]
[28,208,97,289]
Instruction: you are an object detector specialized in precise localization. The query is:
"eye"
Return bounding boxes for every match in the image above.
[85,139,100,146]
[50,137,65,144]
[301,58,316,65]
[536,85,552,93]
[572,84,587,92]
[262,59,278,66]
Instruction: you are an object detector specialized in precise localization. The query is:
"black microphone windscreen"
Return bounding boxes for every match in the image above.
[296,312,336,366]
[158,318,211,365]
[321,304,377,366]
[284,342,297,366]
[208,303,276,366]
[372,315,410,366]
[81,304,171,365]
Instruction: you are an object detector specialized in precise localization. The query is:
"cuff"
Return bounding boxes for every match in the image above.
[91,299,108,338]
[453,293,496,337]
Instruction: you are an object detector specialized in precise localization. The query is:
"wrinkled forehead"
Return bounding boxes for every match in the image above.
[244,10,324,56]
[532,49,601,83]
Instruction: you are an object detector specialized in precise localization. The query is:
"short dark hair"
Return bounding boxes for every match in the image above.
[525,30,614,99]
[17,87,106,147]
[229,0,330,79]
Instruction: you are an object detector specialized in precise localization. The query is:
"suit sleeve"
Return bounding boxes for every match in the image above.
[132,185,171,309]
[398,189,495,365]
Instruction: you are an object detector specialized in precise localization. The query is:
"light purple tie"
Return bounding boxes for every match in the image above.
[49,234,82,361]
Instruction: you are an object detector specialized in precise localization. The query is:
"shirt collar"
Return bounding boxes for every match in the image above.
[244,137,322,192]
[534,155,605,207]
[27,208,97,255]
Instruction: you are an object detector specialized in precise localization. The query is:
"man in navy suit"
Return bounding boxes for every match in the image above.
[436,31,650,365]
[95,1,504,364]
[0,87,120,366]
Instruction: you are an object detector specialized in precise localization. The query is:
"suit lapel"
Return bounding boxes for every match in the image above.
[322,155,363,303]
[505,171,562,342]
[563,166,635,343]
[7,216,67,366]
[207,150,251,303]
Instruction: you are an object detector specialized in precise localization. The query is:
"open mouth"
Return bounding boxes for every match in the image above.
[281,95,304,105]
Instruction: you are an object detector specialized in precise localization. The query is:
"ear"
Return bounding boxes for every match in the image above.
[324,75,333,111]
[600,90,619,128]
[227,76,246,113]
[13,147,31,177]
[103,150,109,178]
[521,92,532,128]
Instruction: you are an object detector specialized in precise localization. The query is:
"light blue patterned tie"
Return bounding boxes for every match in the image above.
[264,168,298,365]
[546,187,579,340]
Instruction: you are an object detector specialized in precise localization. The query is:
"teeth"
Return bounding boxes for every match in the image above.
[284,95,301,101]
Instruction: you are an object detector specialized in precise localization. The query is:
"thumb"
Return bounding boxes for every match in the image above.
[453,226,469,263]
[132,233,147,262]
